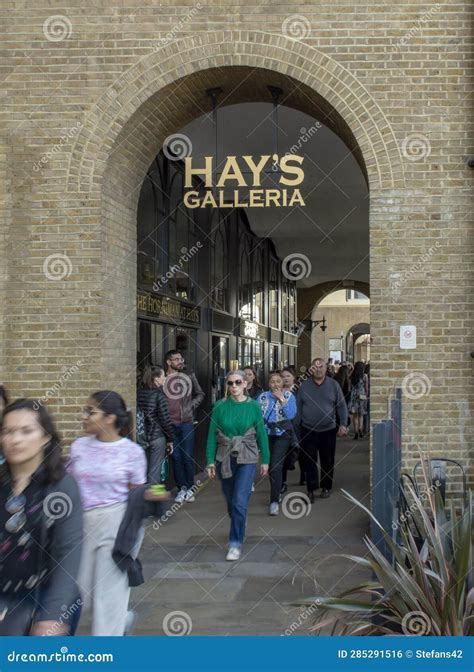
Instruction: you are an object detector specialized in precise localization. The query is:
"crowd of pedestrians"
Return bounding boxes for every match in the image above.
[0,352,370,636]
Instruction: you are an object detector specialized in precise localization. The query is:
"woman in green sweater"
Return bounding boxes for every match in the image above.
[206,370,269,561]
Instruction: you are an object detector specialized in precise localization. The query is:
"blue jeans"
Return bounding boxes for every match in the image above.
[217,457,257,548]
[171,422,195,490]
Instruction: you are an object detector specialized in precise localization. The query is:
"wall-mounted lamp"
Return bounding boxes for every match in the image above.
[293,315,327,335]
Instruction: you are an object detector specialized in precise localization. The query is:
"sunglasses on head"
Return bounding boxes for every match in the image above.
[227,380,243,387]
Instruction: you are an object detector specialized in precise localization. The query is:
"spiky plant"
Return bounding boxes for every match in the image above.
[294,473,473,636]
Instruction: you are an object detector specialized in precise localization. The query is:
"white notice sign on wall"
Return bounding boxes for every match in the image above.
[400,325,416,349]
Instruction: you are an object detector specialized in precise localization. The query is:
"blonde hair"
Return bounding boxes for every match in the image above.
[224,370,248,398]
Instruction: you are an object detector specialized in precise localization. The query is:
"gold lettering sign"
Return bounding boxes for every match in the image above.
[183,154,305,209]
[137,291,200,325]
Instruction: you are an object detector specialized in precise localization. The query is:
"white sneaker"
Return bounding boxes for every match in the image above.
[184,489,195,502]
[123,610,138,636]
[251,483,255,492]
[269,502,279,516]
[175,487,187,503]
[225,546,241,561]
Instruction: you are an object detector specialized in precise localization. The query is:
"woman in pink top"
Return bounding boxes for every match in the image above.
[68,390,147,636]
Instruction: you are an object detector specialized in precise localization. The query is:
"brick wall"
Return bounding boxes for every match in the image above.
[1,3,472,485]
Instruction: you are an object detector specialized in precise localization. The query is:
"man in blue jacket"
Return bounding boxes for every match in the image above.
[295,358,348,501]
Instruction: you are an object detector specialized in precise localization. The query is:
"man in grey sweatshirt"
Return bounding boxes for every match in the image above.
[295,358,348,501]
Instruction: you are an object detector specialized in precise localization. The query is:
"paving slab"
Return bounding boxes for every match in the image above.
[79,438,371,636]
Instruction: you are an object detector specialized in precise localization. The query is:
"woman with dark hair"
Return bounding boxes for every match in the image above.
[259,371,297,515]
[281,366,298,393]
[0,385,9,419]
[0,399,83,636]
[68,390,147,635]
[334,364,351,409]
[279,367,301,493]
[137,365,173,484]
[243,367,263,400]
[363,362,370,436]
[349,361,369,439]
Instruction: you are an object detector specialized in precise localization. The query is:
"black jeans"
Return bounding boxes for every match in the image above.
[269,435,292,503]
[300,427,338,492]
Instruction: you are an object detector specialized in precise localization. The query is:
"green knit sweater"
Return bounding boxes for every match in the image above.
[206,396,270,465]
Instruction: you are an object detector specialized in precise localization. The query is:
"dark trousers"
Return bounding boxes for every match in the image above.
[269,435,291,503]
[171,422,195,490]
[147,436,167,484]
[300,427,338,492]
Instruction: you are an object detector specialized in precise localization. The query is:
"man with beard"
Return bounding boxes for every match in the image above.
[164,350,204,503]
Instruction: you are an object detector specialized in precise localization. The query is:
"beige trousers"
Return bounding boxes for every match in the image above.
[77,502,130,636]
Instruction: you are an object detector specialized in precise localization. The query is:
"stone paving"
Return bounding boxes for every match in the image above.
[79,437,370,636]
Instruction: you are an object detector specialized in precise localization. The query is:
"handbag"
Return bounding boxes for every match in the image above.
[0,488,49,636]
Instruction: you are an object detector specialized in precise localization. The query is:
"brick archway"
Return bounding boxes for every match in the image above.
[68,31,404,196]
[297,281,370,369]
[63,30,403,413]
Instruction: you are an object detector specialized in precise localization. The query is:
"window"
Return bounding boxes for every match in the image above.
[269,255,279,329]
[238,230,252,320]
[346,289,366,301]
[289,282,297,333]
[210,212,229,311]
[137,151,199,302]
[282,278,290,332]
[253,243,264,323]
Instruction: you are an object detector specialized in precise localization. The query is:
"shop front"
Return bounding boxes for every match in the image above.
[137,290,201,377]
[137,149,298,463]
